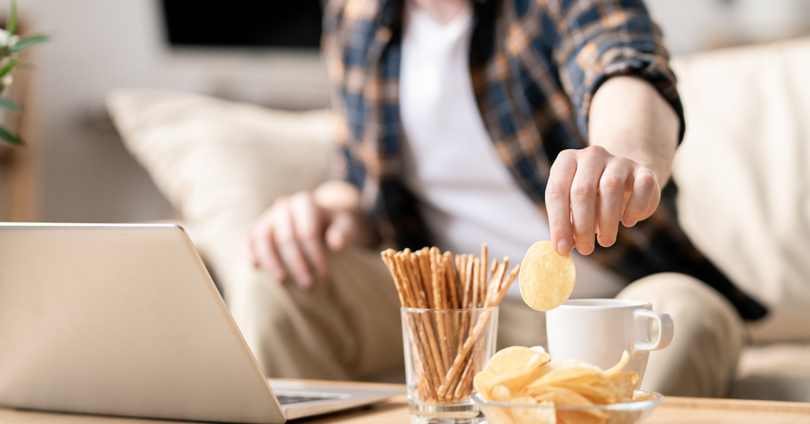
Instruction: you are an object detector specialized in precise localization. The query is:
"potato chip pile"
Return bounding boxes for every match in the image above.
[474,346,654,424]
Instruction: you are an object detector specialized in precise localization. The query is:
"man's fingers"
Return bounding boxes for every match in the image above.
[289,193,328,279]
[272,201,315,288]
[245,234,258,268]
[326,211,354,252]
[546,150,577,255]
[252,225,286,282]
[622,169,658,227]
[596,162,630,247]
[569,148,608,255]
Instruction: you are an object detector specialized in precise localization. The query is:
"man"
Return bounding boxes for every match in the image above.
[246,0,767,396]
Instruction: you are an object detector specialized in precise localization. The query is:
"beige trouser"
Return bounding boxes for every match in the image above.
[226,247,404,381]
[616,273,744,397]
[230,248,743,397]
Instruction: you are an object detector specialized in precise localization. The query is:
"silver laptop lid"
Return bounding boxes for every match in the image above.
[0,223,286,423]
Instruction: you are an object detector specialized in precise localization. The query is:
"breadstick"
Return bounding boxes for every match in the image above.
[381,244,520,403]
[380,250,406,307]
[443,252,460,310]
[481,244,488,290]
[417,249,435,308]
[462,254,473,308]
[485,262,506,307]
[471,258,481,308]
[404,252,429,309]
[430,248,452,373]
[488,265,520,308]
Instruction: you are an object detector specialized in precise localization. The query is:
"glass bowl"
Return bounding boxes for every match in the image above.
[471,390,663,424]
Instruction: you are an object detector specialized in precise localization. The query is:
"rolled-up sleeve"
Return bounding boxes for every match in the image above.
[552,0,685,141]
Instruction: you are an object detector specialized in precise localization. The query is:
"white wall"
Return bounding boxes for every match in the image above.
[15,0,330,222]
[647,0,810,55]
[9,0,810,223]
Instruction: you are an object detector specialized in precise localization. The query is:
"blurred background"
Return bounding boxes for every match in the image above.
[0,0,809,224]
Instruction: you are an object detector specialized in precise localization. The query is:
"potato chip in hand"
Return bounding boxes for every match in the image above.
[519,241,576,311]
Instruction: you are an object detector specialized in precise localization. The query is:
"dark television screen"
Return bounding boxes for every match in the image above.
[161,0,323,48]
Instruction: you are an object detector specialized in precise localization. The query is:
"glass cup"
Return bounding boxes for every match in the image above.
[401,307,498,424]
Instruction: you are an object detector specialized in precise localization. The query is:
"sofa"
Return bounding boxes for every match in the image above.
[106,37,810,401]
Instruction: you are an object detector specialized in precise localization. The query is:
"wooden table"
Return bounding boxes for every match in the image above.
[2,390,810,423]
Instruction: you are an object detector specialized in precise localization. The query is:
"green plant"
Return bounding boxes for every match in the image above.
[0,0,48,145]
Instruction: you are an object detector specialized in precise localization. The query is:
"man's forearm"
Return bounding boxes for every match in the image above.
[588,76,680,185]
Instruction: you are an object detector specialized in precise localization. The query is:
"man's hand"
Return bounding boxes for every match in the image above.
[548,76,679,256]
[546,146,660,255]
[246,182,375,288]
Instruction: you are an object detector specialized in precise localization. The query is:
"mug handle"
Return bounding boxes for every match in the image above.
[633,309,674,352]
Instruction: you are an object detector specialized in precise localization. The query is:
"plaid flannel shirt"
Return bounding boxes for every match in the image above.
[322,0,767,320]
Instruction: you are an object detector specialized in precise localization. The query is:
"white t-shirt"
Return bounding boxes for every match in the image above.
[399,5,627,298]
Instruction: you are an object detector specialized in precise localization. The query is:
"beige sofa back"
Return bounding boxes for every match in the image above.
[107,38,810,344]
[672,38,810,342]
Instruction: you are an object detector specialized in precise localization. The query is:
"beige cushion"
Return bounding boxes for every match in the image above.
[105,89,332,302]
[672,38,810,343]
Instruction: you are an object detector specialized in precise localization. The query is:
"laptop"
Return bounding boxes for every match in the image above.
[0,223,403,423]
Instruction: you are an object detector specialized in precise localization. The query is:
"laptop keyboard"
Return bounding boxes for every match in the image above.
[276,394,340,405]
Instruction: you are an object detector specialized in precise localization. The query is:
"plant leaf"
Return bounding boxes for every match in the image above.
[0,58,17,78]
[0,125,22,145]
[11,35,49,53]
[7,0,17,36]
[0,98,20,111]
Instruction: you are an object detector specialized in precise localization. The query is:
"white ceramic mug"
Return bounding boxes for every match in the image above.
[545,299,674,387]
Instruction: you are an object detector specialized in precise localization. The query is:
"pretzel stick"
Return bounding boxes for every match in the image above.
[454,339,482,400]
[455,255,472,352]
[430,248,452,374]
[463,255,473,308]
[441,301,492,398]
[416,317,443,399]
[407,314,436,401]
[481,244,488,298]
[383,251,441,401]
[480,261,490,308]
[414,319,446,389]
[451,258,502,400]
[420,249,456,397]
[470,258,481,308]
[413,321,444,397]
[455,254,465,293]
[437,309,491,398]
[417,249,435,308]
[383,245,520,403]
[401,252,448,396]
[393,253,418,306]
[438,253,455,357]
[393,253,447,392]
[404,252,428,309]
[485,262,506,307]
[490,265,521,308]
[441,253,460,356]
[380,250,406,306]
[438,264,520,398]
[443,252,460,310]
[489,258,499,290]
